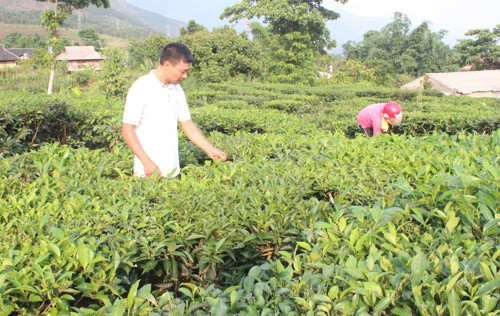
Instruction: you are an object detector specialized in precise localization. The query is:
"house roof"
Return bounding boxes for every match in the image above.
[401,70,500,95]
[7,48,34,57]
[56,46,103,61]
[0,44,19,62]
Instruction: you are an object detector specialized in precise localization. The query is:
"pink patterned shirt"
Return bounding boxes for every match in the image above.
[357,103,386,135]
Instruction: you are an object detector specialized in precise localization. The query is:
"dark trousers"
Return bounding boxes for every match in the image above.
[359,126,373,137]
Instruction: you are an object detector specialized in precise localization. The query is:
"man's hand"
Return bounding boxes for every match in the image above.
[122,123,161,177]
[207,147,228,161]
[143,160,161,178]
[180,120,228,162]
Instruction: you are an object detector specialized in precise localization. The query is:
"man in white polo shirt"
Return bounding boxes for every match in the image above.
[122,42,227,178]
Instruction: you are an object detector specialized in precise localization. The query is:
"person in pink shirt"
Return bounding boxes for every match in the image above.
[356,102,403,137]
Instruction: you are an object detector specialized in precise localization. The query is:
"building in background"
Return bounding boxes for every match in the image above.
[0,44,19,68]
[401,70,500,98]
[56,46,104,72]
[7,48,34,60]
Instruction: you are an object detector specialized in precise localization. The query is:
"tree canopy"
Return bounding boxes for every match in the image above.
[78,29,101,50]
[454,25,500,70]
[181,26,262,83]
[179,20,208,37]
[128,35,171,69]
[343,12,457,78]
[220,0,348,83]
[1,33,47,49]
[38,0,110,38]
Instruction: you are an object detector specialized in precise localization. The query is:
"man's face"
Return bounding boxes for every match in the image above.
[165,60,190,84]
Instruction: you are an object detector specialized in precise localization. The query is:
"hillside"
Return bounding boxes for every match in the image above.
[0,0,185,39]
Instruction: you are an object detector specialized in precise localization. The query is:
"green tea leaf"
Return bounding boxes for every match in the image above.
[411,252,428,285]
[311,294,331,303]
[374,297,392,314]
[230,290,238,306]
[483,218,500,236]
[363,282,383,296]
[127,280,140,311]
[297,242,312,251]
[445,271,464,293]
[476,279,500,297]
[448,289,461,316]
[445,211,460,233]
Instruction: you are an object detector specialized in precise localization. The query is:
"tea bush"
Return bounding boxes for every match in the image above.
[1,130,499,314]
[0,92,122,157]
[0,81,499,315]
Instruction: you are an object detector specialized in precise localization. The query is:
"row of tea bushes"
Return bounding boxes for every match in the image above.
[185,82,500,136]
[1,129,499,314]
[185,82,445,108]
[0,92,122,157]
[192,100,499,138]
[1,84,498,157]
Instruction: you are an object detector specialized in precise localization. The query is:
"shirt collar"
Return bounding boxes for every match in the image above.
[149,70,177,90]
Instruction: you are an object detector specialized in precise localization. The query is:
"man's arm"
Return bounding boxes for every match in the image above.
[121,123,161,177]
[179,120,227,161]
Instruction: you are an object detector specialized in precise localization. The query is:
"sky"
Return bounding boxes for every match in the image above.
[125,0,499,48]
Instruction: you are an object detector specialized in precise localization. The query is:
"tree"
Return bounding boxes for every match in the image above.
[179,20,207,37]
[220,0,348,83]
[454,25,500,70]
[182,26,262,82]
[28,48,55,69]
[78,29,101,50]
[128,34,171,69]
[2,33,47,49]
[405,22,455,74]
[37,0,110,94]
[249,21,315,83]
[99,46,130,98]
[343,12,457,81]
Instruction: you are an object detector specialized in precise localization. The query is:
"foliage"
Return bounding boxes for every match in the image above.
[0,7,43,25]
[0,32,47,49]
[71,69,94,86]
[454,25,500,70]
[38,0,110,40]
[27,48,53,69]
[182,26,262,83]
[99,45,131,99]
[250,21,319,84]
[221,0,348,84]
[0,92,121,157]
[221,0,346,53]
[343,12,458,77]
[0,77,499,314]
[330,59,376,84]
[128,34,171,69]
[1,126,499,314]
[0,67,75,93]
[78,28,102,50]
[179,19,207,37]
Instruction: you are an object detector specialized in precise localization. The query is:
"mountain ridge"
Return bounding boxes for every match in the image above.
[0,0,185,38]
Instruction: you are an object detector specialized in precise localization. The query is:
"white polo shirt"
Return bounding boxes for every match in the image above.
[123,70,191,177]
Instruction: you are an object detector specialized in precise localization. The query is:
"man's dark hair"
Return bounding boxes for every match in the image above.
[160,42,194,65]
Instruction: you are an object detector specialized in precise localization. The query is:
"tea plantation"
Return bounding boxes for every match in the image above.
[1,82,499,315]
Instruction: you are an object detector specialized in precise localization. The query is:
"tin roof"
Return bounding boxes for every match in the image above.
[7,48,34,57]
[0,44,19,62]
[56,46,103,61]
[401,70,500,95]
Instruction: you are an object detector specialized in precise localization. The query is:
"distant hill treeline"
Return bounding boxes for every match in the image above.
[0,0,185,39]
